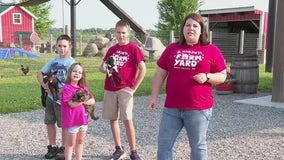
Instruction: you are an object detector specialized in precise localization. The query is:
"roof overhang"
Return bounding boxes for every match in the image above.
[199,6,257,15]
[199,6,264,22]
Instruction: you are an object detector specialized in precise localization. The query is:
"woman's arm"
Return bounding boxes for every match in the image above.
[206,69,227,85]
[193,69,227,85]
[149,67,168,109]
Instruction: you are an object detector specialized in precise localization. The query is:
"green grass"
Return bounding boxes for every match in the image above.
[0,53,158,113]
[0,53,272,114]
[258,65,273,92]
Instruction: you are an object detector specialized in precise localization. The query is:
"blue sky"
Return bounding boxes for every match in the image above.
[49,0,160,30]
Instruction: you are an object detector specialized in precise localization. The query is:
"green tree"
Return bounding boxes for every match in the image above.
[21,0,55,38]
[156,0,203,44]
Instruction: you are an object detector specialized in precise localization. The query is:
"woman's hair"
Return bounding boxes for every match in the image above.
[178,13,210,46]
[56,34,72,44]
[65,63,88,87]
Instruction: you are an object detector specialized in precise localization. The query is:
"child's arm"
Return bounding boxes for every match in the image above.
[84,97,95,106]
[67,97,95,108]
[67,101,84,108]
[99,61,107,73]
[132,61,146,91]
[83,89,96,106]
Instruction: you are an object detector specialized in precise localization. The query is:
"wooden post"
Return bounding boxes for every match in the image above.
[239,30,244,54]
[271,0,284,102]
[49,34,53,53]
[265,0,276,72]
[80,34,82,55]
[19,34,23,48]
[209,31,212,44]
[65,25,70,36]
[169,30,175,43]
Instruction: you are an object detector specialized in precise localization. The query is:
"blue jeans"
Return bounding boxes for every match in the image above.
[157,107,213,160]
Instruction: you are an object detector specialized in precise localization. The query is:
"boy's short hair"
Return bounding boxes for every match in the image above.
[115,20,130,30]
[56,34,72,44]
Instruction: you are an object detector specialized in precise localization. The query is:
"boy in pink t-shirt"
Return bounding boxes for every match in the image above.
[99,20,146,160]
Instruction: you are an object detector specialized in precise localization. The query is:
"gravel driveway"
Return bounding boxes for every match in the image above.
[1,92,284,160]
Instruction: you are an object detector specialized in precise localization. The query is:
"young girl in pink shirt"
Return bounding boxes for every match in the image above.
[61,63,96,160]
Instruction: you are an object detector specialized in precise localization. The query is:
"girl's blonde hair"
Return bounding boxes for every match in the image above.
[65,63,88,87]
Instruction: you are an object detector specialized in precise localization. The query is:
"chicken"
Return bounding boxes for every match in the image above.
[20,65,29,75]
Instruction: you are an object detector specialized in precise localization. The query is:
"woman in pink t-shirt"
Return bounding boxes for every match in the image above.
[149,13,227,160]
[61,63,96,160]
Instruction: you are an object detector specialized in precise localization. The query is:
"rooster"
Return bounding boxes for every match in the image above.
[20,65,29,75]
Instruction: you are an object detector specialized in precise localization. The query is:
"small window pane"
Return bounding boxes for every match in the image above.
[13,13,22,24]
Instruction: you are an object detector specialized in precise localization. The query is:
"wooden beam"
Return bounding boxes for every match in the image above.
[271,0,284,102]
[266,0,277,72]
[100,0,148,43]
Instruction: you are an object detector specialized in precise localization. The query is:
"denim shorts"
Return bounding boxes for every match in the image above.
[67,125,88,134]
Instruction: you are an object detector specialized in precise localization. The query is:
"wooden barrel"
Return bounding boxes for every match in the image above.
[230,55,259,94]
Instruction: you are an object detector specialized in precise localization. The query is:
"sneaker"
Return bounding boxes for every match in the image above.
[45,145,59,159]
[111,146,126,160]
[130,150,141,160]
[55,146,65,160]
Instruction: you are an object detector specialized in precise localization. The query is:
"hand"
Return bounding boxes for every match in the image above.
[193,73,207,84]
[106,56,117,70]
[102,62,108,72]
[42,84,50,94]
[111,65,118,72]
[149,97,158,110]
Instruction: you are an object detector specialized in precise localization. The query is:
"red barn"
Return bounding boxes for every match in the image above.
[0,5,39,51]
[199,0,269,64]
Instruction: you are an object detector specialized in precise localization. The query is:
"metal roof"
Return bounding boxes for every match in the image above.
[199,6,256,15]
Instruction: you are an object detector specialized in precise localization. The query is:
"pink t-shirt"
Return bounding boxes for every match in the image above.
[157,43,226,110]
[61,83,93,129]
[103,42,145,91]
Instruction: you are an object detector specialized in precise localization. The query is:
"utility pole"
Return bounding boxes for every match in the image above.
[64,0,81,57]
[70,0,76,57]
[62,0,65,34]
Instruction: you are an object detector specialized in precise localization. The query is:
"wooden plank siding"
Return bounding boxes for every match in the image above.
[243,33,258,55]
[211,32,259,63]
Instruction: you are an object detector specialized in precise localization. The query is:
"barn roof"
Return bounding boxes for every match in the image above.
[0,5,10,14]
[200,0,269,12]
[200,6,258,15]
[199,6,264,22]
[0,5,37,19]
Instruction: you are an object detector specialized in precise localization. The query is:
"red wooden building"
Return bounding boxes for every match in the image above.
[0,5,39,51]
[199,1,269,64]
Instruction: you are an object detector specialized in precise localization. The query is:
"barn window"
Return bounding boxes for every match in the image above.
[13,13,22,24]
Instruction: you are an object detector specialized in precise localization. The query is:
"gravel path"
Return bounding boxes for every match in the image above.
[1,92,284,160]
